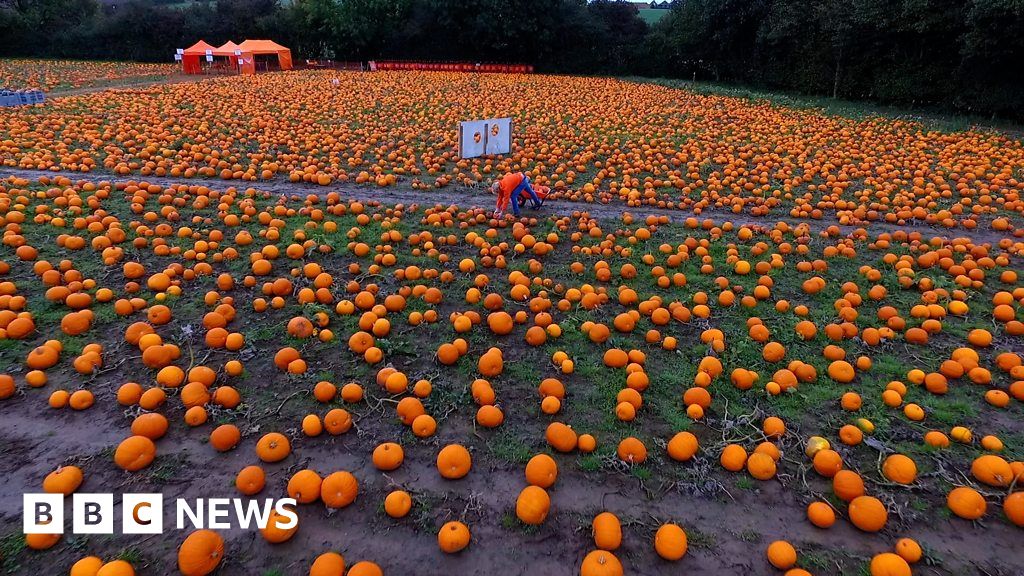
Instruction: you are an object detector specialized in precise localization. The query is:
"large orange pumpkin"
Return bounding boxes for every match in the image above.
[177,529,224,576]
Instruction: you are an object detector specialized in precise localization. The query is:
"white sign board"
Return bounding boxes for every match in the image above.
[458,117,513,159]
[485,118,513,155]
[174,54,182,61]
[458,120,487,159]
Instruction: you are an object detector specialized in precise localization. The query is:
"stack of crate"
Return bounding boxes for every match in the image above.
[0,89,46,107]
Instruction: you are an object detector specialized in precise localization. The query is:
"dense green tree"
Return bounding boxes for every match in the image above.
[647,0,1023,118]
[1,0,1023,119]
[0,0,100,55]
[288,0,344,59]
[958,0,1024,116]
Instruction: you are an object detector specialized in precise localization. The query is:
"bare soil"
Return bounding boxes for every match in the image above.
[2,343,1022,576]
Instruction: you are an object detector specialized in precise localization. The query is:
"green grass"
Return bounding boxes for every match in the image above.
[0,531,22,572]
[631,465,652,480]
[579,454,603,472]
[147,453,189,484]
[500,510,540,534]
[638,8,669,25]
[488,429,536,464]
[117,547,145,564]
[734,476,755,491]
[686,527,717,549]
[624,76,1024,134]
[736,528,760,543]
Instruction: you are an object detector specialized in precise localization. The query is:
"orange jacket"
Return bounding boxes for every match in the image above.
[498,172,524,196]
[495,172,525,212]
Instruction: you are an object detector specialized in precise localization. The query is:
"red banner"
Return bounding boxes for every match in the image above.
[373,61,534,73]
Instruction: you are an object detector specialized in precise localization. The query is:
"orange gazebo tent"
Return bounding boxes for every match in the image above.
[214,41,241,57]
[181,40,216,75]
[212,41,242,72]
[236,39,293,75]
[179,39,293,75]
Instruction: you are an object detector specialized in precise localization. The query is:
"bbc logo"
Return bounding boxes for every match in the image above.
[23,494,163,534]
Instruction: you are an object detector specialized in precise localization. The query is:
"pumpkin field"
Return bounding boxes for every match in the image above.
[0,66,1023,576]
[0,60,177,93]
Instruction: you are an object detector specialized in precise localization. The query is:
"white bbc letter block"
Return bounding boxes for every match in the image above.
[177,498,204,529]
[207,498,231,529]
[123,494,163,534]
[23,493,63,534]
[73,494,114,534]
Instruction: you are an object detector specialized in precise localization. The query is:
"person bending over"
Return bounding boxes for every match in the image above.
[491,172,542,218]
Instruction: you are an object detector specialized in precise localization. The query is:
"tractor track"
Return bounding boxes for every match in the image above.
[0,167,1010,245]
[41,75,195,98]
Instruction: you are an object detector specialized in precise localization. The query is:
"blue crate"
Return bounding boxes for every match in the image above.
[0,89,46,107]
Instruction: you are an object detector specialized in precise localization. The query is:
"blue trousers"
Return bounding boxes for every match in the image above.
[510,176,541,216]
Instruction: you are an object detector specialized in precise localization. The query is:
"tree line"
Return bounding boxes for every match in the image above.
[1,0,1022,120]
[644,0,1024,120]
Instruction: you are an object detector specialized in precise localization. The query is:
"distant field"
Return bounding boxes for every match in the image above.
[0,59,177,92]
[638,8,668,25]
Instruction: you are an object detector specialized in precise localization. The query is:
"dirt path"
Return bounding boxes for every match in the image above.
[1,168,1007,245]
[45,75,198,98]
[0,167,703,222]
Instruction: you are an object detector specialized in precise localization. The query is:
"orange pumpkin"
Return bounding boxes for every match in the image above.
[114,435,156,472]
[436,444,472,479]
[437,521,471,553]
